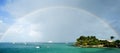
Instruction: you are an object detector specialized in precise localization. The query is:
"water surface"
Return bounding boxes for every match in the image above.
[0,43,120,53]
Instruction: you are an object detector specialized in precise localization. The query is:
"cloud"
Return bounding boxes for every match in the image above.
[0,20,3,24]
[0,32,3,39]
[0,17,10,38]
[3,0,83,18]
[0,33,3,35]
[0,20,6,38]
[0,0,120,42]
[1,8,118,42]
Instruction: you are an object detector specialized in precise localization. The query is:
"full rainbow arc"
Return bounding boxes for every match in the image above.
[1,6,119,41]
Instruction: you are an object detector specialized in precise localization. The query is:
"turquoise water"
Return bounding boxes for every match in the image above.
[0,43,120,53]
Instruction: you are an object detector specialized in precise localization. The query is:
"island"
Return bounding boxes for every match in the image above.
[75,36,120,48]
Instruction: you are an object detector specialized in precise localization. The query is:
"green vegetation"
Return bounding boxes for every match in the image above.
[110,36,114,40]
[75,36,120,48]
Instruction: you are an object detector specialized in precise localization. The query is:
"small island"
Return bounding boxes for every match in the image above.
[75,36,120,48]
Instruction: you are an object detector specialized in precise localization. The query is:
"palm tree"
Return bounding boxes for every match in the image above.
[110,36,114,40]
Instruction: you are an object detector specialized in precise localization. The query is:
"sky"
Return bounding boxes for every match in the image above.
[0,0,120,42]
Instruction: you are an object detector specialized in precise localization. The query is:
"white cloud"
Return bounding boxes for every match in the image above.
[4,0,50,18]
[0,33,3,35]
[1,7,118,42]
[29,30,42,37]
[0,32,3,37]
[0,20,3,24]
[3,0,81,19]
[0,20,4,31]
[0,0,119,42]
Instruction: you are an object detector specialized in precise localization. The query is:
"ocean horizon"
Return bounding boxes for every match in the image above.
[0,43,120,53]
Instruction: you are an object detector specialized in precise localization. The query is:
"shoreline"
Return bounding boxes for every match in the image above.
[73,44,120,48]
[73,45,120,48]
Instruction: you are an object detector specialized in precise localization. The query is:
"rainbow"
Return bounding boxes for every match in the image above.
[1,6,119,41]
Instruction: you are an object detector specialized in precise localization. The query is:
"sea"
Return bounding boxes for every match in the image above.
[0,43,120,53]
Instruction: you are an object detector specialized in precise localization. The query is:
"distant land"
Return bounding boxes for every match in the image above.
[75,36,120,48]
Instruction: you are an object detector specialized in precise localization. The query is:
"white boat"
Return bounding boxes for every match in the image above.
[36,46,40,48]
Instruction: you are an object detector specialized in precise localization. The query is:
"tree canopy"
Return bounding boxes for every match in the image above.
[75,36,120,48]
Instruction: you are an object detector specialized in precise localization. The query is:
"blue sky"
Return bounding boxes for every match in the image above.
[0,0,120,42]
